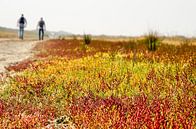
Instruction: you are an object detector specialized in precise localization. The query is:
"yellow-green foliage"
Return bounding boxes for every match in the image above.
[0,40,195,128]
[3,52,194,107]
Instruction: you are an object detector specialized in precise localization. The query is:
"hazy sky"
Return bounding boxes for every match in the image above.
[0,0,196,36]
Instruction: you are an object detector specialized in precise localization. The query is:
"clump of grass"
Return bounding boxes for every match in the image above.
[144,31,161,51]
[83,34,91,45]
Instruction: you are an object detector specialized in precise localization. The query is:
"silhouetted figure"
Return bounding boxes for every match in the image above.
[17,14,27,40]
[37,17,46,40]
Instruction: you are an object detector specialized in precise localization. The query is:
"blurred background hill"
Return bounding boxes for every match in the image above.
[0,26,72,39]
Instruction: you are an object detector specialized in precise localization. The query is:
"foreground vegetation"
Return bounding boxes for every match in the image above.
[0,38,195,128]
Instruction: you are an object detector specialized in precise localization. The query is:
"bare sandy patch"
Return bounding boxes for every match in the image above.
[0,39,40,73]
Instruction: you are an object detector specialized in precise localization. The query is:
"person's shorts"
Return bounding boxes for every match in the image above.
[19,24,25,28]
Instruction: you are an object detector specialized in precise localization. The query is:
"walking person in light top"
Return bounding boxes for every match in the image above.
[37,17,46,40]
[17,14,27,40]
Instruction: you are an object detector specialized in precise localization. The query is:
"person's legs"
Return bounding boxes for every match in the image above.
[21,27,24,40]
[19,27,24,40]
[19,27,22,39]
[39,29,41,40]
[41,29,44,40]
[39,29,44,40]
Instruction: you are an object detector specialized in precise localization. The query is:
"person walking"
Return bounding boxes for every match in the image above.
[17,14,27,40]
[37,17,46,40]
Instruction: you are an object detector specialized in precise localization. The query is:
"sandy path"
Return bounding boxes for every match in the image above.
[0,39,39,73]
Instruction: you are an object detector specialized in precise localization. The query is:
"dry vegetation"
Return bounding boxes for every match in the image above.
[0,27,37,39]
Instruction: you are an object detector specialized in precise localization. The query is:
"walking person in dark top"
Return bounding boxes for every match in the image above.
[37,17,46,40]
[17,14,27,40]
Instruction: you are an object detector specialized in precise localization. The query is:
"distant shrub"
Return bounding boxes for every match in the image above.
[83,34,91,45]
[124,40,138,51]
[58,36,65,40]
[72,35,77,40]
[144,31,161,51]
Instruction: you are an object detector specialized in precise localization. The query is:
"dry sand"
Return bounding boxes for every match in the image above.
[0,39,39,73]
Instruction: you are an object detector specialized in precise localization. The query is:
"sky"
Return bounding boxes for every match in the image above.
[0,0,196,36]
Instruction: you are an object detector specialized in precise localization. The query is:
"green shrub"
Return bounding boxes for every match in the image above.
[144,31,161,51]
[83,34,91,45]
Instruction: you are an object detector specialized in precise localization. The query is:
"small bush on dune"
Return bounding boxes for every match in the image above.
[83,34,91,45]
[144,31,161,51]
